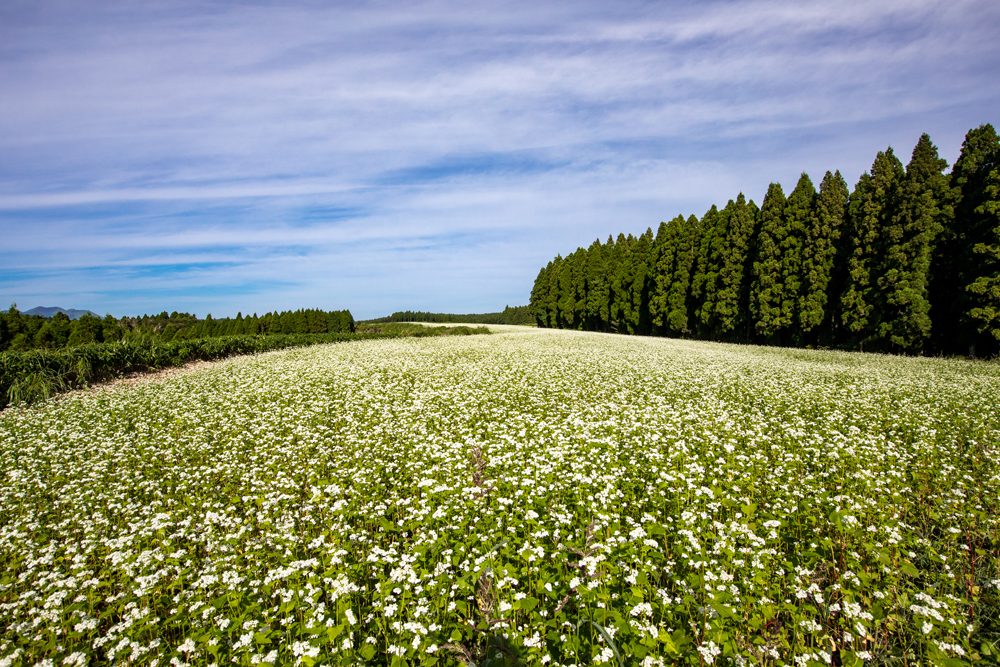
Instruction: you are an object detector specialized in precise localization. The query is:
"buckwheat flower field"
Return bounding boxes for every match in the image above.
[1,329,998,667]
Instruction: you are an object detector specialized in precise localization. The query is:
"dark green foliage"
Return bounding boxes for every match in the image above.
[364,306,534,327]
[626,228,654,335]
[0,332,390,411]
[662,215,700,336]
[779,174,816,342]
[609,234,631,333]
[841,149,905,350]
[363,322,491,337]
[750,183,788,340]
[558,251,579,329]
[872,135,950,353]
[531,264,553,327]
[690,205,722,337]
[0,306,357,353]
[748,173,817,345]
[649,218,680,335]
[804,171,849,343]
[66,313,105,347]
[931,124,1000,357]
[966,164,1000,347]
[701,195,757,340]
[584,239,610,330]
[530,125,996,356]
[545,256,562,327]
[1,305,115,352]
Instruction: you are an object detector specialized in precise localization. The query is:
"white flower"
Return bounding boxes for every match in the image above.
[630,602,653,618]
[697,641,721,665]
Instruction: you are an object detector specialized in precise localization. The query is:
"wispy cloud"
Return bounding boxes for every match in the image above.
[1,0,997,317]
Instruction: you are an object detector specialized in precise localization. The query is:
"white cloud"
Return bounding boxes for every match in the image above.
[0,0,997,316]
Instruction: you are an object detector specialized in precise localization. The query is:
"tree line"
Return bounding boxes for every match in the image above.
[0,307,355,353]
[369,305,533,326]
[530,125,1000,357]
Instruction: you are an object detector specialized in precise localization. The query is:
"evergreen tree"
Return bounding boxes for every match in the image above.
[627,229,654,335]
[665,215,700,336]
[932,123,1000,356]
[571,250,589,329]
[779,173,815,344]
[602,235,617,331]
[557,252,577,328]
[529,122,996,356]
[689,206,722,338]
[693,206,726,338]
[585,239,609,330]
[841,149,904,350]
[965,155,1000,351]
[546,256,562,328]
[750,183,788,340]
[710,194,756,340]
[530,264,552,327]
[802,171,849,343]
[615,234,640,334]
[650,219,677,335]
[609,234,630,333]
[872,134,949,352]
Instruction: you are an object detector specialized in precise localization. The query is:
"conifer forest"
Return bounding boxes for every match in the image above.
[530,125,1000,357]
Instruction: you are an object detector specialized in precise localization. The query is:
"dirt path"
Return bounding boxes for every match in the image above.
[83,355,250,393]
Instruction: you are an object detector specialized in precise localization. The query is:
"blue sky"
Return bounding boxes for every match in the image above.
[1,0,998,319]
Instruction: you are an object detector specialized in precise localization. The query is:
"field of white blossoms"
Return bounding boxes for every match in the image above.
[1,328,999,667]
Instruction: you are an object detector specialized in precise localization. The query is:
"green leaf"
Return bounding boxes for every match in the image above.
[900,561,919,577]
[938,659,967,667]
[517,597,539,612]
[578,619,622,666]
[710,602,734,618]
[840,651,865,667]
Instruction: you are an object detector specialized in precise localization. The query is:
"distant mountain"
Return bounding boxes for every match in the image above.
[23,306,100,320]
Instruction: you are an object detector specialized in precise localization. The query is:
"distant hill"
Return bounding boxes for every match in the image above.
[23,306,100,320]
